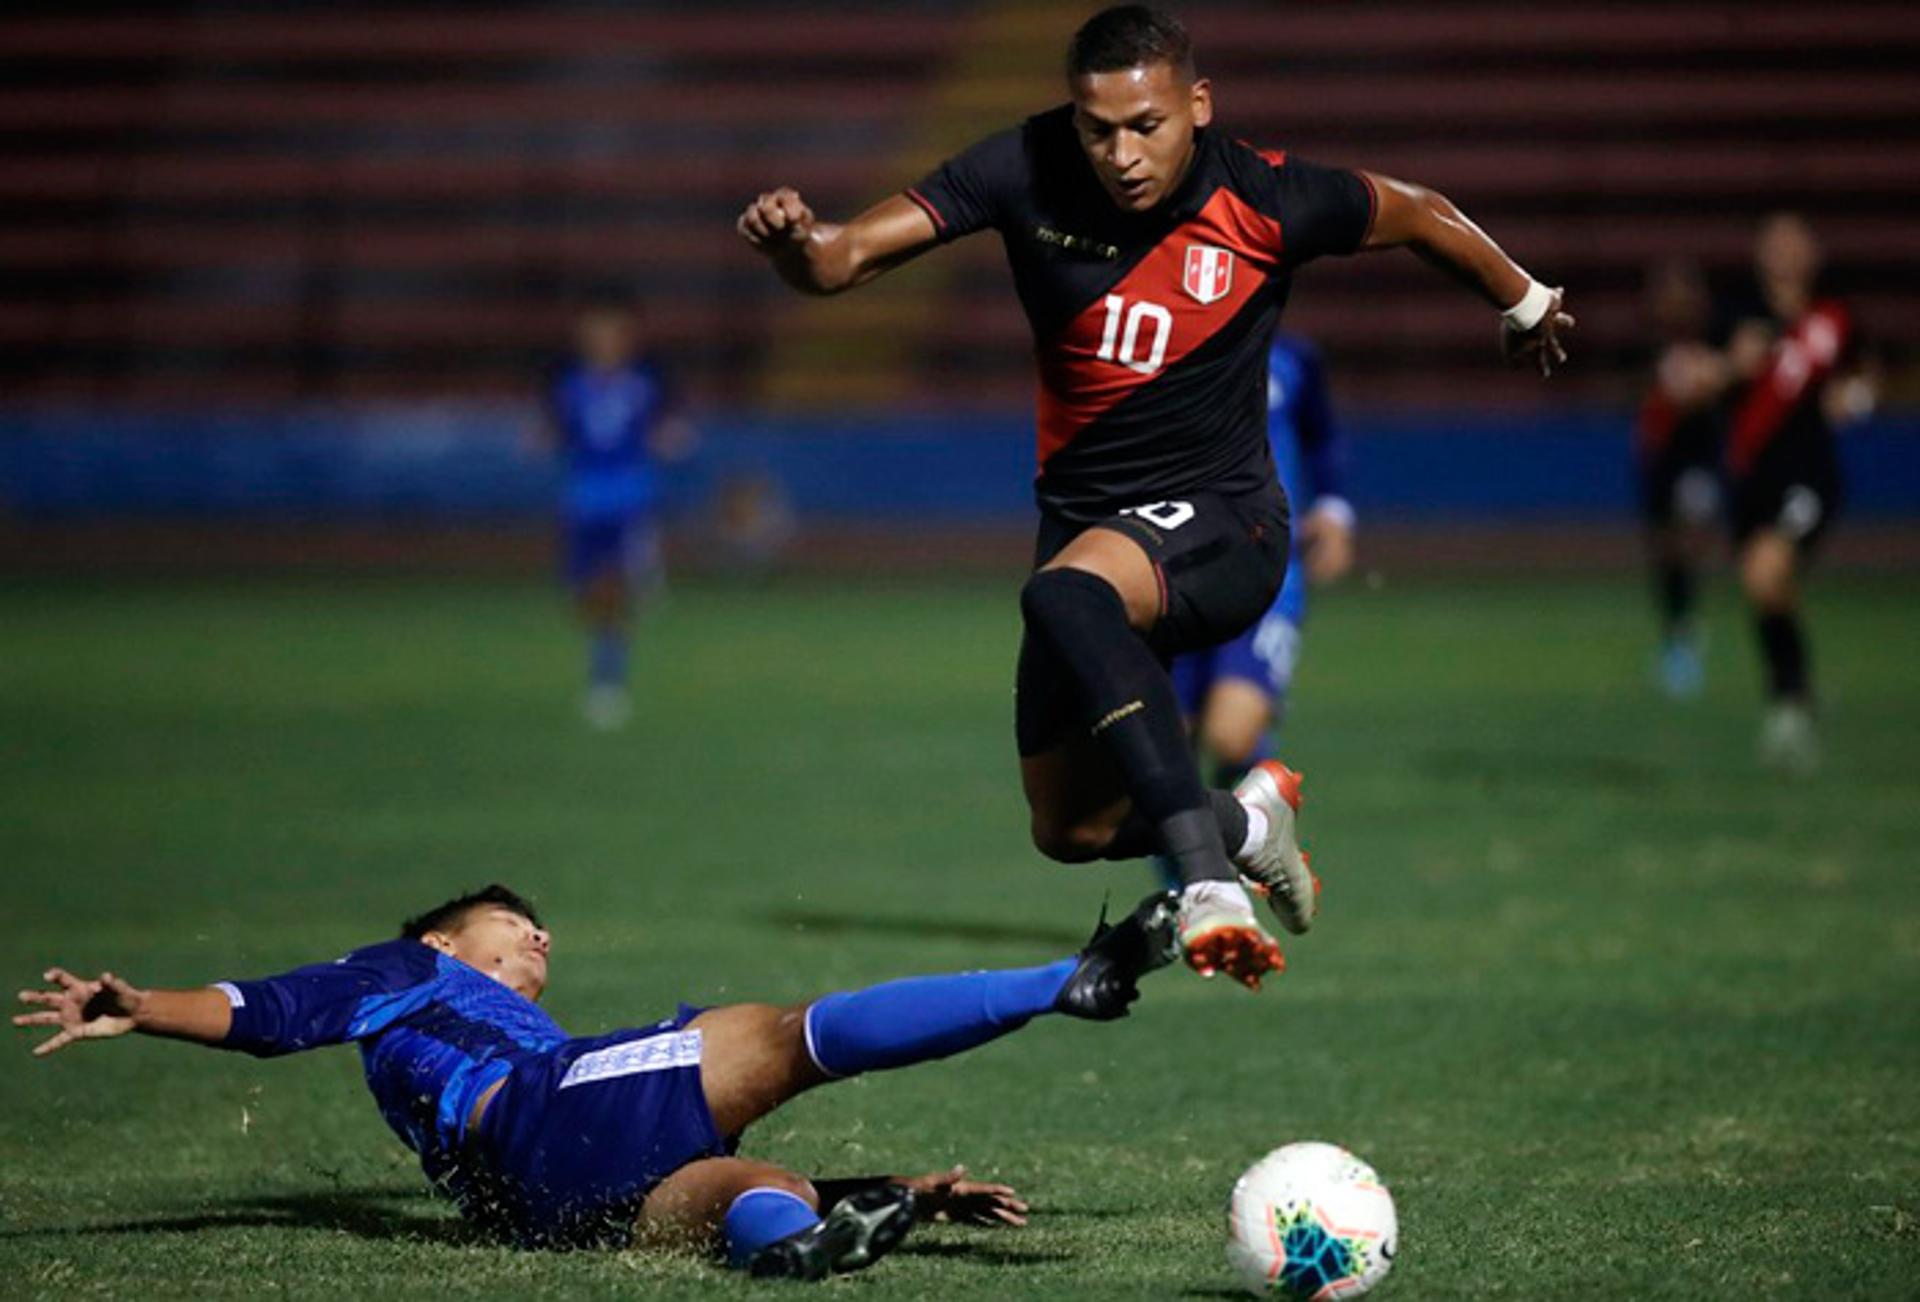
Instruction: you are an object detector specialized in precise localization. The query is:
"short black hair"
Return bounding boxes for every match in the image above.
[1066,5,1195,82]
[400,884,543,940]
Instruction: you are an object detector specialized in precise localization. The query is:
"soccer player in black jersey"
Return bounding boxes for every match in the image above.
[1635,260,1725,699]
[738,5,1572,989]
[1722,214,1874,772]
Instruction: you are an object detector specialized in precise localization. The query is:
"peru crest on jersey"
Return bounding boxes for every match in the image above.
[1183,244,1235,305]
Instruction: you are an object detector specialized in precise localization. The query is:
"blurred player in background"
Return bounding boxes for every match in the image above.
[1633,260,1724,699]
[539,294,694,731]
[739,5,1571,990]
[1173,333,1352,784]
[1721,213,1875,771]
[1157,333,1353,892]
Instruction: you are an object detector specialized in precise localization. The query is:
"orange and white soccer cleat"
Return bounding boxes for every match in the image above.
[1232,761,1320,935]
[1178,881,1286,991]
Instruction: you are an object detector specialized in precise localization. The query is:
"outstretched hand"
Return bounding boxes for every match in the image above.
[1502,288,1575,377]
[14,967,145,1057]
[901,1165,1029,1228]
[737,187,816,251]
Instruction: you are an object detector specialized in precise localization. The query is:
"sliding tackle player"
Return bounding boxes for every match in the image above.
[16,884,1179,1279]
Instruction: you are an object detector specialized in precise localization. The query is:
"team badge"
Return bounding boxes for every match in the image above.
[1183,244,1235,305]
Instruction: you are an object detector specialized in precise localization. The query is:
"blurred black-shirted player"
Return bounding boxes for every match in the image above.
[1720,214,1874,772]
[1635,260,1725,699]
[738,5,1572,990]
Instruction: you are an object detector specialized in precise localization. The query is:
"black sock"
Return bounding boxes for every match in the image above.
[1101,789,1248,863]
[1755,611,1810,702]
[1656,559,1695,637]
[1020,568,1235,883]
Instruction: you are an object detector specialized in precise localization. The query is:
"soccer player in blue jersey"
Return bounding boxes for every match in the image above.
[1173,333,1353,787]
[541,296,692,730]
[15,884,1179,1279]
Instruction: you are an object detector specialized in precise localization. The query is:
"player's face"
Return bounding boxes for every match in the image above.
[1646,261,1708,339]
[577,310,638,370]
[438,906,551,1001]
[1755,214,1821,291]
[1070,61,1212,213]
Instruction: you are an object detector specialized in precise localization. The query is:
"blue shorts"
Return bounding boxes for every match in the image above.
[1172,549,1307,713]
[462,1006,732,1248]
[562,511,656,588]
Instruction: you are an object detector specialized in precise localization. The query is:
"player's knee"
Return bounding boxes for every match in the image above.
[1029,813,1107,863]
[1202,721,1262,769]
[1739,539,1796,611]
[740,1164,819,1210]
[1020,566,1124,634]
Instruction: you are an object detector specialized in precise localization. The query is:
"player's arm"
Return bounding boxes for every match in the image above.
[1359,172,1575,377]
[14,967,230,1056]
[737,190,940,296]
[16,942,434,1061]
[1292,351,1355,585]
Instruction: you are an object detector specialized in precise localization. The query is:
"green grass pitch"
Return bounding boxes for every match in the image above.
[3,571,1916,1299]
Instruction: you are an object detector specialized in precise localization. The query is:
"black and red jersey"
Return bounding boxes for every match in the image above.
[1724,298,1854,477]
[908,106,1375,521]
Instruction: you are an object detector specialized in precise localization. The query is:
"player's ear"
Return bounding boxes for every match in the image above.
[418,930,458,958]
[1189,77,1213,128]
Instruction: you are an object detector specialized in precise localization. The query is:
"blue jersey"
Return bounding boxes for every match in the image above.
[547,359,668,518]
[218,940,567,1188]
[1266,334,1346,525]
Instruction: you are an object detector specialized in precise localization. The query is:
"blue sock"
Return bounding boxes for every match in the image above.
[589,630,628,688]
[723,1187,820,1268]
[803,958,1078,1077]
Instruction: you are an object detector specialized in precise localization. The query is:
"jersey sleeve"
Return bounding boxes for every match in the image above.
[904,126,1025,242]
[216,939,442,1058]
[1273,157,1377,265]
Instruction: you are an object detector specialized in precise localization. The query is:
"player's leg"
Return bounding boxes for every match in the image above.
[638,1155,916,1280]
[1733,458,1835,771]
[1016,523,1283,984]
[1196,676,1275,779]
[1196,586,1303,785]
[1644,462,1716,699]
[1739,526,1817,771]
[688,891,1180,1137]
[570,516,635,728]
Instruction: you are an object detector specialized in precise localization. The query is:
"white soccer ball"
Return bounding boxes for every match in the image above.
[1225,1141,1398,1298]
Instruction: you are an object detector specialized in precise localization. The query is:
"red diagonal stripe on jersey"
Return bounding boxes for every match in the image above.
[1036,186,1283,468]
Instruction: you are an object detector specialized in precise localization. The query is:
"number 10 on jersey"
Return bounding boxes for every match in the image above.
[1096,294,1172,376]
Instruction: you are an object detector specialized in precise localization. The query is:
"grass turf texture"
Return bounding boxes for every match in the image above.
[2,573,1917,1300]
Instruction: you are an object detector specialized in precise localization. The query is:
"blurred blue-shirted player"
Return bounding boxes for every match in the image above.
[16,883,1180,1279]
[1172,334,1355,786]
[542,297,692,730]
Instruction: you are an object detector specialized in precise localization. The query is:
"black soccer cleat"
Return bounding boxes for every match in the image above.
[1053,889,1182,1021]
[745,1184,917,1282]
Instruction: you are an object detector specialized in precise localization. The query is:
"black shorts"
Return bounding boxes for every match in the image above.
[1637,449,1722,530]
[1017,481,1291,756]
[1729,436,1842,552]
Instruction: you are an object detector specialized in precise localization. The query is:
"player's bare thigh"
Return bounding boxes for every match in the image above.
[1037,525,1161,630]
[687,1003,829,1139]
[636,1155,818,1249]
[1739,528,1800,612]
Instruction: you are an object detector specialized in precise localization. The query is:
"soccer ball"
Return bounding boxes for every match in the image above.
[1225,1141,1397,1298]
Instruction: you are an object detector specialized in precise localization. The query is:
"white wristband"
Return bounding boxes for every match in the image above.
[1501,279,1555,332]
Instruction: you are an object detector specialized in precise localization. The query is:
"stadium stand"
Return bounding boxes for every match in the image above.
[2,1,1917,408]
